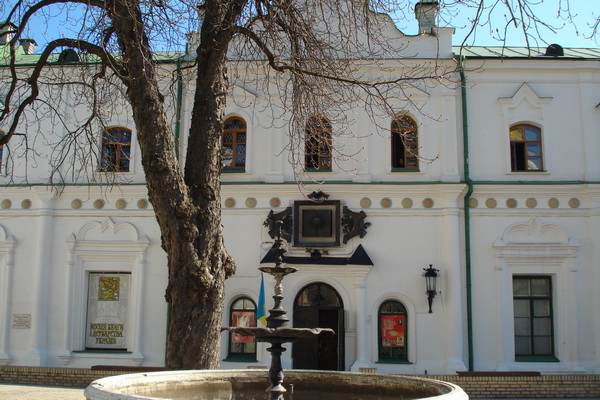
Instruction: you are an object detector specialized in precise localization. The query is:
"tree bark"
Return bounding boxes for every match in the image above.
[106,0,244,369]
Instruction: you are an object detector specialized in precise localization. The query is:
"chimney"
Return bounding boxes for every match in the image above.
[0,22,17,45]
[414,1,439,34]
[19,38,36,54]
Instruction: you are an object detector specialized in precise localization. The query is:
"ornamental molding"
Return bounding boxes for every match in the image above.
[66,218,149,254]
[497,83,553,108]
[493,217,580,261]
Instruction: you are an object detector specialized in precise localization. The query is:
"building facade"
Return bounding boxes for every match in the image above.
[0,8,598,375]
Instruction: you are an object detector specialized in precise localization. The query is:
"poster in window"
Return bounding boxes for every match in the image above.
[85,273,130,350]
[381,315,405,347]
[232,311,255,343]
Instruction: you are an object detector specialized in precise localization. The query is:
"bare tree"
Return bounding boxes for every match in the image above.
[0,0,596,369]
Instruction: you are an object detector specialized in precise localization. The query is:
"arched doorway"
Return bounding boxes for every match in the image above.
[292,283,344,370]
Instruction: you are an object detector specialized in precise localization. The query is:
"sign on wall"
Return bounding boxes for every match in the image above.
[12,314,31,329]
[381,315,405,347]
[85,273,130,350]
[231,311,255,343]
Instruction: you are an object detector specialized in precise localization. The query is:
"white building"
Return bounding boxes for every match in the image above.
[0,5,598,375]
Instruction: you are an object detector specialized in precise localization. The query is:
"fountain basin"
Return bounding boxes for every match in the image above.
[84,369,468,400]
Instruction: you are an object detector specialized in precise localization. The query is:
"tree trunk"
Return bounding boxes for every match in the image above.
[106,0,244,369]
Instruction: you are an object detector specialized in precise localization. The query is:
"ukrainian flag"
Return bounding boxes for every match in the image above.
[257,273,268,326]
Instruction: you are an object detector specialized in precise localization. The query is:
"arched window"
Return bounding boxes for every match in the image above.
[100,127,131,172]
[222,117,247,170]
[391,116,418,170]
[378,300,409,362]
[510,124,543,171]
[305,116,332,171]
[226,296,257,361]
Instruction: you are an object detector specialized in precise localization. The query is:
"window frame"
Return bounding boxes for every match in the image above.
[512,275,558,362]
[85,272,131,352]
[225,296,258,362]
[391,115,419,171]
[305,115,332,172]
[509,124,544,172]
[100,127,132,173]
[222,117,247,172]
[377,300,410,363]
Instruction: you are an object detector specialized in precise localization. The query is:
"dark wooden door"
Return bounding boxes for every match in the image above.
[292,283,344,370]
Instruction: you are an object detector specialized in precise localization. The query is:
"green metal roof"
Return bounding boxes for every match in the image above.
[1,43,599,66]
[453,46,600,59]
[0,47,183,66]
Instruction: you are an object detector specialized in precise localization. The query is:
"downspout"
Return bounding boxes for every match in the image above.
[174,57,183,159]
[165,57,183,358]
[459,56,474,371]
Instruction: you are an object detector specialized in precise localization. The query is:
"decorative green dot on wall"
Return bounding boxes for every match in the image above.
[401,198,413,209]
[422,198,434,208]
[485,198,497,209]
[468,198,478,208]
[506,198,518,208]
[21,199,32,209]
[224,198,236,208]
[548,198,559,209]
[380,198,392,208]
[1,199,11,209]
[270,198,281,208]
[137,199,148,209]
[568,198,580,209]
[116,199,128,210]
[245,198,257,208]
[526,198,537,208]
[94,199,105,209]
[360,197,372,208]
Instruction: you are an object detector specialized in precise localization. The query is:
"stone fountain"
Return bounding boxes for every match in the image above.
[222,221,334,397]
[84,222,469,400]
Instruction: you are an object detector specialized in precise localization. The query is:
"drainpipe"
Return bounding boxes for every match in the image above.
[164,57,184,360]
[459,56,474,371]
[174,57,183,159]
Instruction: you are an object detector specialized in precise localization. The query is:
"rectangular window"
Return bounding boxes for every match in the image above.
[513,276,557,361]
[85,272,131,351]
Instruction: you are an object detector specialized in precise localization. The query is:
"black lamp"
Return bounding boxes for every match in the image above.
[423,264,439,313]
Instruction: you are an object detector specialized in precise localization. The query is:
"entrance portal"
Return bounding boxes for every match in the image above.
[292,283,344,370]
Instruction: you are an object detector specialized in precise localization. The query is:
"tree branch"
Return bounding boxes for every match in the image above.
[0,37,124,145]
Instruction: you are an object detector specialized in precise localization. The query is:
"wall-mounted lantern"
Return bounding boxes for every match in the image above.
[422,264,439,314]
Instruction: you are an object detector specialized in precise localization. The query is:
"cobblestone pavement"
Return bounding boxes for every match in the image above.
[0,384,85,399]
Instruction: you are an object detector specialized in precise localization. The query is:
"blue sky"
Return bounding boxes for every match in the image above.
[420,0,599,48]
[14,0,600,51]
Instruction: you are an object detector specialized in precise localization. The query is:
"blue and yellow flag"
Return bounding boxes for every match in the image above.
[257,273,268,326]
